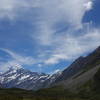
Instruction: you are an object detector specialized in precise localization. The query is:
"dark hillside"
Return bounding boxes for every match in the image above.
[54,46,100,84]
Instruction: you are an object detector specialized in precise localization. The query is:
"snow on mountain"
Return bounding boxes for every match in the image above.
[0,66,62,90]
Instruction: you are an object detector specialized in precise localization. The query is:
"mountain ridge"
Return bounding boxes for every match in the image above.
[0,46,100,91]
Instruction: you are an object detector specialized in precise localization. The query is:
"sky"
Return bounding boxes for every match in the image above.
[0,0,100,74]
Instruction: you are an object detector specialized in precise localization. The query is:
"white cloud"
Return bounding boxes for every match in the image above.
[0,0,93,47]
[41,27,100,65]
[0,0,93,34]
[0,61,22,72]
[1,49,36,65]
[32,0,93,45]
[29,0,98,66]
[44,54,68,65]
[84,1,93,10]
[0,49,36,72]
[2,27,98,68]
[0,0,98,69]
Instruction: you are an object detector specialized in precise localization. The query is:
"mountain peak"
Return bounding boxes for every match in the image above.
[8,65,22,71]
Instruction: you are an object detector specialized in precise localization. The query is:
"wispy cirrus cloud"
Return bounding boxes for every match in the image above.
[32,0,93,45]
[0,0,99,72]
[0,48,36,72]
[0,0,37,19]
[1,49,36,65]
[40,27,100,65]
[29,0,100,66]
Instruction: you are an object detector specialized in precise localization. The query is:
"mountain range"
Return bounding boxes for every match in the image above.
[0,65,62,90]
[0,46,100,92]
[1,46,100,100]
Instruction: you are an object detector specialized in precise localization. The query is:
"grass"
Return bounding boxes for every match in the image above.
[0,86,96,100]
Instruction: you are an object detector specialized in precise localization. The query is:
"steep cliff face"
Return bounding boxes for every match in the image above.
[54,56,85,83]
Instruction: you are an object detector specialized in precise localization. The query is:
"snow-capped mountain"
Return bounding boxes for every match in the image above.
[0,67,62,90]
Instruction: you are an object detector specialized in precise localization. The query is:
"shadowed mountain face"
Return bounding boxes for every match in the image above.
[54,46,100,84]
[54,56,85,83]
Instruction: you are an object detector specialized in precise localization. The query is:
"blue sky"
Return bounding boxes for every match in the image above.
[0,0,100,74]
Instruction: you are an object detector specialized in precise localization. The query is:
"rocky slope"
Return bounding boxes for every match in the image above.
[54,46,100,85]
